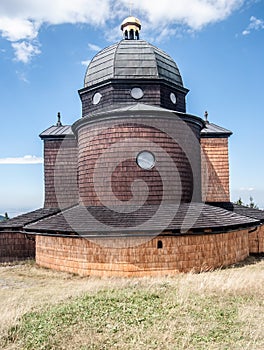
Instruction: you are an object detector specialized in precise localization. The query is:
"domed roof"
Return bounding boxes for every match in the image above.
[121,16,141,29]
[84,39,184,88]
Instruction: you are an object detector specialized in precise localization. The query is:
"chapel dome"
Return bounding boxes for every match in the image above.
[121,16,142,30]
[84,39,184,88]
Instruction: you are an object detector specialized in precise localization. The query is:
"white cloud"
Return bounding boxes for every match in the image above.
[0,0,111,63]
[81,44,101,67]
[88,43,102,51]
[0,155,43,164]
[120,0,244,29]
[81,59,91,67]
[242,29,250,35]
[155,27,178,43]
[12,41,41,63]
[242,16,264,35]
[239,187,255,191]
[0,16,39,41]
[0,0,249,62]
[0,0,111,26]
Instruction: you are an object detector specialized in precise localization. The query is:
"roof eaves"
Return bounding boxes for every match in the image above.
[39,125,74,139]
[201,122,233,138]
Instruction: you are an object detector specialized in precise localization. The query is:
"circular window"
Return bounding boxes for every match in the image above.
[131,87,144,100]
[170,92,177,104]
[92,92,102,105]
[136,151,155,170]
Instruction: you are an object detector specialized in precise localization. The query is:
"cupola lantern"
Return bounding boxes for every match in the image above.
[121,16,141,40]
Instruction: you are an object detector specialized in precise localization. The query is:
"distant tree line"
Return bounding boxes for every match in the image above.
[0,212,9,221]
[235,196,258,209]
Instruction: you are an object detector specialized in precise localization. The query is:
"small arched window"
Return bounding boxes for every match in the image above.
[157,240,163,249]
[129,29,134,40]
[124,30,128,40]
[135,30,139,40]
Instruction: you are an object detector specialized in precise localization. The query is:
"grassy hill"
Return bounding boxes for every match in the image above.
[1,258,264,349]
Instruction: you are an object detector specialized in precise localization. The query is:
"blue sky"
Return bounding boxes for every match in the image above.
[0,0,263,216]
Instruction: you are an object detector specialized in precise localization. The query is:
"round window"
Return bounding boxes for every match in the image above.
[136,151,155,170]
[131,87,144,100]
[92,92,102,105]
[170,92,177,104]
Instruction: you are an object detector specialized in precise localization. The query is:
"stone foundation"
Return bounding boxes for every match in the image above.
[0,232,35,263]
[36,229,249,277]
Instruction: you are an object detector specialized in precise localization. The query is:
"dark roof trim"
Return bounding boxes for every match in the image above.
[121,21,141,30]
[39,125,75,140]
[22,224,258,238]
[79,78,190,95]
[72,104,205,134]
[201,122,232,138]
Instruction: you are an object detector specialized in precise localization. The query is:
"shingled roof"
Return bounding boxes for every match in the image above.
[39,125,74,139]
[208,202,264,223]
[0,208,61,231]
[84,39,184,88]
[24,203,259,236]
[201,122,232,138]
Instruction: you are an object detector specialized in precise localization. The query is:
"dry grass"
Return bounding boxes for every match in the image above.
[0,256,264,349]
[0,261,129,338]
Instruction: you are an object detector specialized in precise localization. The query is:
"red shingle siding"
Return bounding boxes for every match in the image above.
[36,229,249,276]
[44,138,79,208]
[0,232,35,262]
[248,225,264,253]
[77,120,201,206]
[201,137,230,202]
